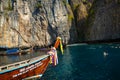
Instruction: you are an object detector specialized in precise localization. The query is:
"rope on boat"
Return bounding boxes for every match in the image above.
[47,37,64,66]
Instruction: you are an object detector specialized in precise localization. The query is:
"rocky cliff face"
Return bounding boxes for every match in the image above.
[0,0,77,48]
[85,0,120,41]
[69,0,120,42]
[0,0,120,48]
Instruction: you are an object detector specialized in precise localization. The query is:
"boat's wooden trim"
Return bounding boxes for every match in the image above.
[0,55,50,80]
[0,54,49,74]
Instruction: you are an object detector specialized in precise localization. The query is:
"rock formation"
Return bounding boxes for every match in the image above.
[69,0,120,42]
[85,0,120,41]
[0,0,77,48]
[0,0,120,48]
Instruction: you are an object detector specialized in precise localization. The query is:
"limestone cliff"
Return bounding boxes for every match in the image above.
[0,0,77,48]
[69,0,120,42]
[86,0,120,41]
[0,0,120,48]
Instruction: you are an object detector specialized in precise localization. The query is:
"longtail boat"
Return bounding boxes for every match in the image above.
[0,37,63,80]
[0,48,31,56]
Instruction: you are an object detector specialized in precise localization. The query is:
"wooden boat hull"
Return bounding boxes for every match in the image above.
[0,55,50,80]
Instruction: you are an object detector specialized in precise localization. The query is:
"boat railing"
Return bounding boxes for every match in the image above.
[0,54,49,72]
[0,59,30,72]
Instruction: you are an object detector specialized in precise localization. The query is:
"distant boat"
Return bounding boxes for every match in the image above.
[0,48,31,56]
[0,37,63,80]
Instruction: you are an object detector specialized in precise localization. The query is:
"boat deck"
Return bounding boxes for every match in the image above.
[0,49,49,66]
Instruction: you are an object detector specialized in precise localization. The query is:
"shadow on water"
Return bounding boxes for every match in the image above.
[40,43,120,80]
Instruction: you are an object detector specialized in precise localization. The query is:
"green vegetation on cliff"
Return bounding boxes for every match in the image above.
[5,0,13,11]
[35,2,42,8]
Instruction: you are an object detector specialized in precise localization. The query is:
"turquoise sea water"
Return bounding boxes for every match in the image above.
[41,43,120,80]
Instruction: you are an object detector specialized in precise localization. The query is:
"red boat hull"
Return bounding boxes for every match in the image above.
[0,56,50,80]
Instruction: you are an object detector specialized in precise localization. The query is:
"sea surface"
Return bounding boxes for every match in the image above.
[41,43,120,80]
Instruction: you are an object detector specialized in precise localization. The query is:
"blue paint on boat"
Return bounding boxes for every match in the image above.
[6,48,19,54]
